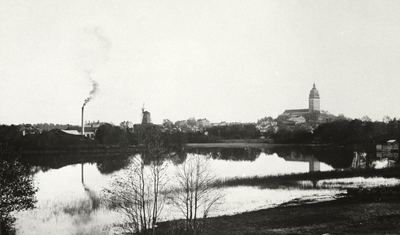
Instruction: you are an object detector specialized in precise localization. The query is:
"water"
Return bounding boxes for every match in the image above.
[13,146,399,234]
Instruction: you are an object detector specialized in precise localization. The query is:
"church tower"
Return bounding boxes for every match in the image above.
[309,83,320,113]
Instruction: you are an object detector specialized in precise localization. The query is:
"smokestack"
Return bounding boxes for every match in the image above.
[81,105,85,136]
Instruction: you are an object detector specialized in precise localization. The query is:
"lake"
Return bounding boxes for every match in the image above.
[14,145,400,235]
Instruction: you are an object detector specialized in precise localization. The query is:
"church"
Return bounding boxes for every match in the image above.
[282,83,320,116]
[280,83,327,125]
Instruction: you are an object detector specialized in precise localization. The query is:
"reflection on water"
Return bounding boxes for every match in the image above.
[16,163,117,235]
[15,146,400,234]
[188,147,262,161]
[208,153,332,178]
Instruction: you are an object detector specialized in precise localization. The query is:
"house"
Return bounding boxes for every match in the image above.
[376,140,399,152]
[63,124,99,140]
[287,115,307,125]
[61,130,80,135]
[19,124,41,136]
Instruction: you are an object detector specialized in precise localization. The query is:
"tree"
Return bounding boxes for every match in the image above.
[162,119,174,130]
[0,143,37,235]
[95,123,129,146]
[361,115,372,122]
[120,121,134,132]
[257,116,273,124]
[382,115,391,124]
[172,154,224,234]
[103,127,169,235]
[186,118,197,128]
[336,113,348,121]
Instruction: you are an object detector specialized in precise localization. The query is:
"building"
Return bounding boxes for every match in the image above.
[308,83,320,113]
[19,124,41,136]
[134,107,161,135]
[282,83,320,116]
[63,121,104,139]
[278,83,333,127]
[376,140,399,152]
[287,115,307,124]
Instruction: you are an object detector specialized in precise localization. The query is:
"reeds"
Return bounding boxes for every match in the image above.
[217,166,400,189]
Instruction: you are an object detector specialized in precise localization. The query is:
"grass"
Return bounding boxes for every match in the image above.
[156,197,400,235]
[14,193,112,235]
[216,165,400,189]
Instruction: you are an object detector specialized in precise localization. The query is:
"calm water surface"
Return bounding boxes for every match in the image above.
[14,146,399,235]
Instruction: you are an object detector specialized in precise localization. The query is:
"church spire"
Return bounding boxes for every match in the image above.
[309,83,320,113]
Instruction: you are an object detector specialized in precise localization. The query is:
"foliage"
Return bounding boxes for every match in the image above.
[206,124,259,140]
[32,123,69,131]
[0,143,37,235]
[271,129,313,144]
[171,155,224,234]
[0,125,23,146]
[271,117,400,145]
[186,132,221,143]
[257,116,274,124]
[0,125,94,150]
[313,119,400,145]
[162,131,188,149]
[95,123,132,146]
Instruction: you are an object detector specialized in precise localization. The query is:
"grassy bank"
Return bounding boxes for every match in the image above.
[157,197,400,234]
[217,166,400,189]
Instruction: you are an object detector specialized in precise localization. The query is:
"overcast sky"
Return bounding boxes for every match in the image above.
[1,0,400,125]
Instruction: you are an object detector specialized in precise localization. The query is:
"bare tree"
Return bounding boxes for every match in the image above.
[172,154,224,234]
[103,128,169,235]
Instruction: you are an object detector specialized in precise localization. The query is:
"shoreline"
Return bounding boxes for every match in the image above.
[156,196,400,234]
[186,142,328,148]
[20,142,330,154]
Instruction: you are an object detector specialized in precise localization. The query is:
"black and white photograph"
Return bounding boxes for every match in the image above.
[1,1,400,234]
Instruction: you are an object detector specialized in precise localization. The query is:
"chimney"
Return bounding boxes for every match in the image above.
[81,106,85,136]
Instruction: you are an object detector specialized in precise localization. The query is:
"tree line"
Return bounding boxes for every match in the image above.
[273,118,399,145]
[2,116,399,149]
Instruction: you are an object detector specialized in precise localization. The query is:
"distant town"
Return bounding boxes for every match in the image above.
[4,83,399,148]
[18,84,339,138]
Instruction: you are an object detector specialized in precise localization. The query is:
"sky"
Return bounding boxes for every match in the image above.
[1,0,400,125]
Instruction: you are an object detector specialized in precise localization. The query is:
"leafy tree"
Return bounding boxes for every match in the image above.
[162,119,174,130]
[120,121,134,132]
[0,144,37,235]
[257,116,274,124]
[337,113,348,120]
[186,118,197,128]
[0,125,22,146]
[361,115,372,122]
[382,115,391,124]
[95,123,129,146]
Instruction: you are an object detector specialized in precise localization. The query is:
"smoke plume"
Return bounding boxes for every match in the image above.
[83,76,99,107]
[76,27,111,107]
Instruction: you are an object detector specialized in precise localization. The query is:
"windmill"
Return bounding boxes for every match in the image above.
[141,103,151,124]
